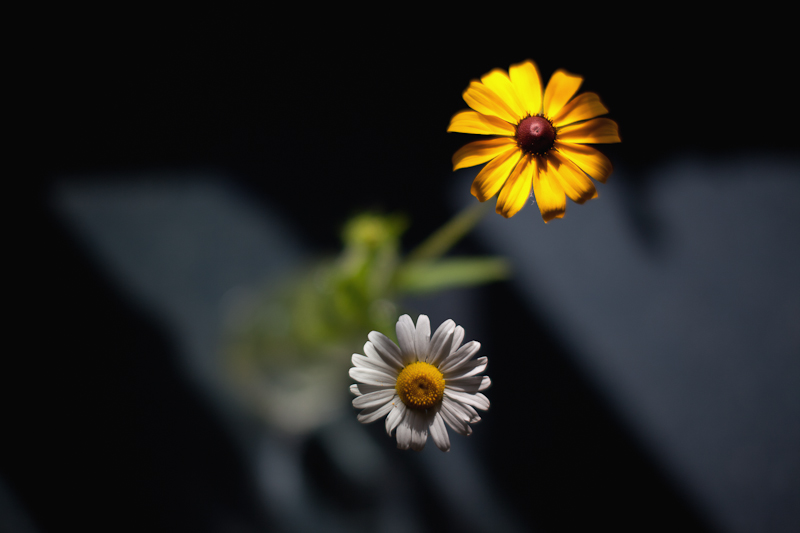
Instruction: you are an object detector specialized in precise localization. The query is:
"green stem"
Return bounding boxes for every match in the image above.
[407,201,493,262]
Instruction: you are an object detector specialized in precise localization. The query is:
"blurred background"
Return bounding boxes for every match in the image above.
[10,11,800,533]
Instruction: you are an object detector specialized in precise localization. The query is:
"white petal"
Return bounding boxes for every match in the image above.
[445,375,490,393]
[428,409,451,452]
[443,396,481,424]
[409,411,428,451]
[444,356,487,379]
[386,402,406,436]
[463,402,482,424]
[414,314,431,362]
[349,367,397,387]
[427,321,455,366]
[352,353,395,374]
[356,383,395,396]
[450,326,465,353]
[440,399,472,435]
[396,413,412,450]
[424,319,454,363]
[356,401,394,424]
[444,376,485,393]
[445,389,490,411]
[439,341,481,374]
[350,384,361,396]
[352,389,396,409]
[363,341,380,361]
[364,341,403,372]
[396,314,417,366]
[368,331,404,369]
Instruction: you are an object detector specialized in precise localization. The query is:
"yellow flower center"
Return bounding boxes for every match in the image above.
[516,115,556,155]
[395,361,445,410]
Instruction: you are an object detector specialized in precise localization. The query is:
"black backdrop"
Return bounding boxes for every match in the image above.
[13,12,797,533]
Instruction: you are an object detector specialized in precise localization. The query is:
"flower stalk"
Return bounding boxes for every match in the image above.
[407,200,494,262]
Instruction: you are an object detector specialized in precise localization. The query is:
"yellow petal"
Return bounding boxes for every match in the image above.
[470,146,522,202]
[548,152,596,204]
[496,155,534,218]
[551,92,608,128]
[532,156,566,222]
[509,60,542,116]
[448,110,516,136]
[557,118,621,144]
[543,69,583,119]
[480,69,526,119]
[554,141,613,183]
[463,81,520,124]
[452,137,518,171]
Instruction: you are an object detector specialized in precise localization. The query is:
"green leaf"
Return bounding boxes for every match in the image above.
[394,257,510,294]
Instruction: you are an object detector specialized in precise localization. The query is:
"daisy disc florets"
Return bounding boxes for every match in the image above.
[448,59,621,221]
[349,314,490,452]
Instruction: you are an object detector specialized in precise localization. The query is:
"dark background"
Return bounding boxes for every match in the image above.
[12,13,797,533]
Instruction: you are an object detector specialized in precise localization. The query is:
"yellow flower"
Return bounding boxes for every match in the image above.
[448,59,621,222]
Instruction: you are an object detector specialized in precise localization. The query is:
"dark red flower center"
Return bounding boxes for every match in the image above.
[516,115,556,154]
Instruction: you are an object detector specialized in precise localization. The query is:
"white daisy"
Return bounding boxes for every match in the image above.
[349,314,490,452]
